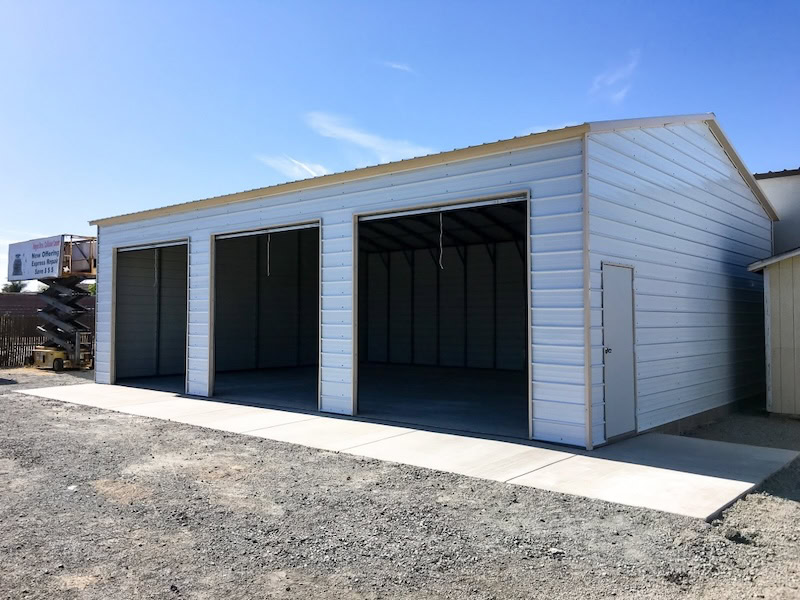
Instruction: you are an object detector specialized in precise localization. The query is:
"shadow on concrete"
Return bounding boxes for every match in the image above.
[684,408,800,503]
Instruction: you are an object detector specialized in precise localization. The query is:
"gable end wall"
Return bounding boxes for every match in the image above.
[587,122,772,444]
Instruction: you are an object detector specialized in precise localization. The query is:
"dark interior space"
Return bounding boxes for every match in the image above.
[213,227,319,409]
[115,244,188,392]
[357,201,529,438]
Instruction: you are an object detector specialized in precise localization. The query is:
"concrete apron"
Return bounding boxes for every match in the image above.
[20,384,798,521]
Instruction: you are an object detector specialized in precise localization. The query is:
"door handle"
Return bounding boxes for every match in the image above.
[604,347,613,354]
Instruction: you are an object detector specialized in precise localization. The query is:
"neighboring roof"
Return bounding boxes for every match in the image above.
[754,168,800,180]
[749,246,800,272]
[90,113,778,226]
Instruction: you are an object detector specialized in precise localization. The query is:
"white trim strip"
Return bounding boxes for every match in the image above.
[116,240,188,252]
[357,195,527,221]
[216,222,319,240]
[748,247,800,272]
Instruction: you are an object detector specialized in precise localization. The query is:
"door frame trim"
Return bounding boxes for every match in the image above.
[352,190,532,437]
[601,261,639,440]
[208,220,322,408]
[111,239,190,392]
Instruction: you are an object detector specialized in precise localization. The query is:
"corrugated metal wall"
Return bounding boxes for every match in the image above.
[115,245,187,379]
[158,246,189,375]
[587,122,771,444]
[765,259,800,416]
[114,249,157,378]
[360,241,526,370]
[95,137,585,442]
[214,229,318,371]
[214,236,258,371]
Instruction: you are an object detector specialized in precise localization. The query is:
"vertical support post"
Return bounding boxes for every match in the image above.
[254,235,261,368]
[581,132,594,450]
[154,247,161,376]
[492,242,497,369]
[363,251,369,364]
[206,235,214,397]
[410,250,415,365]
[348,216,358,415]
[436,248,441,366]
[386,251,391,364]
[463,244,468,367]
[526,194,533,441]
[296,230,302,366]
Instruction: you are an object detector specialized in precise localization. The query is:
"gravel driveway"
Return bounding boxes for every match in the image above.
[1,368,799,599]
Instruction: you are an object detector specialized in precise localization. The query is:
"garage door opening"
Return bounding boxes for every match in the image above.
[213,226,319,410]
[357,199,529,438]
[114,243,188,393]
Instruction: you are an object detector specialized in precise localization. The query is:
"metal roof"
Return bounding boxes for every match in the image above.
[754,168,800,180]
[748,246,800,272]
[90,113,778,226]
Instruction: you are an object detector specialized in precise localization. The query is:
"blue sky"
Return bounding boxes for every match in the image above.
[1,1,798,283]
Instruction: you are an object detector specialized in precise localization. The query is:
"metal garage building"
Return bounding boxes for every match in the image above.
[91,114,777,449]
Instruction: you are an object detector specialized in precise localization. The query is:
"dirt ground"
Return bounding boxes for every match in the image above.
[1,368,799,599]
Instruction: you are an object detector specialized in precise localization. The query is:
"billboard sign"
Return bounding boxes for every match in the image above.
[7,236,64,281]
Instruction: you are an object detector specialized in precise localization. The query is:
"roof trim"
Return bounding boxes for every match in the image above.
[587,113,714,133]
[704,119,779,221]
[754,168,800,180]
[90,124,589,226]
[748,246,800,272]
[89,112,778,227]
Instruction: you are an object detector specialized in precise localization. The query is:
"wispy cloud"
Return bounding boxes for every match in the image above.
[256,155,330,181]
[381,61,414,74]
[609,85,632,104]
[306,111,433,163]
[590,49,640,104]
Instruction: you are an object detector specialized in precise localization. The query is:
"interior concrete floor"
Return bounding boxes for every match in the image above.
[358,364,529,439]
[116,374,186,394]
[213,366,318,411]
[118,364,529,439]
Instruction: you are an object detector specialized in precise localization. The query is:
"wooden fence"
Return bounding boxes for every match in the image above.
[0,314,46,368]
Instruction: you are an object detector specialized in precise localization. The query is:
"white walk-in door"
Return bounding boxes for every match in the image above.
[602,264,636,439]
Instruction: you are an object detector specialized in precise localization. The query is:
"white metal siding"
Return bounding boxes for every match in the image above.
[95,137,585,438]
[587,123,771,443]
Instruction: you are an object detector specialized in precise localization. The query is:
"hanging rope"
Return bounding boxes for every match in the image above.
[438,212,444,270]
[266,233,271,277]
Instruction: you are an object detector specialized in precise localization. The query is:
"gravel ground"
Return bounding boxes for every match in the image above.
[1,368,799,599]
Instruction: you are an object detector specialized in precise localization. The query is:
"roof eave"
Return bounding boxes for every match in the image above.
[89,113,780,228]
[704,119,779,221]
[587,113,715,133]
[589,113,779,222]
[749,246,800,272]
[90,124,590,227]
